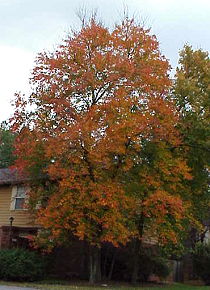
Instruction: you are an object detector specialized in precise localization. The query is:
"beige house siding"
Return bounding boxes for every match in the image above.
[0,185,36,227]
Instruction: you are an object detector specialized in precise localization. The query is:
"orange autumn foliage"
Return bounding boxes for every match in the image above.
[11,18,193,248]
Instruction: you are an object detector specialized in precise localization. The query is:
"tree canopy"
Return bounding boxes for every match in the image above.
[11,18,202,282]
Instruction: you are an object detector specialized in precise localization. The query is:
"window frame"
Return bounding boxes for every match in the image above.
[10,185,29,211]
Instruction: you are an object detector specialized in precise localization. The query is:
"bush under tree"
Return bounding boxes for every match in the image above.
[192,242,210,285]
[0,248,47,281]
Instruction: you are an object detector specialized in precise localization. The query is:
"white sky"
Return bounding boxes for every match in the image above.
[0,0,210,122]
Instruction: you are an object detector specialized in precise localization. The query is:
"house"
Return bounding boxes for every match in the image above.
[0,168,39,248]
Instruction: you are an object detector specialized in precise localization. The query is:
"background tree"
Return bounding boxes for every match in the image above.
[173,45,210,228]
[12,18,194,283]
[0,121,16,168]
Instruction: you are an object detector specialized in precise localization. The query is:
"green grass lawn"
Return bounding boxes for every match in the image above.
[0,281,210,290]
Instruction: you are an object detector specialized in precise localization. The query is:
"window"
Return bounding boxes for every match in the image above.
[11,186,28,210]
[15,186,26,209]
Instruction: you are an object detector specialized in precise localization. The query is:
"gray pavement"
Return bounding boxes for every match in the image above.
[0,286,38,290]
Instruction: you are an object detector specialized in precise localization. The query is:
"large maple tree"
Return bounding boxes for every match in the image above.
[12,18,193,282]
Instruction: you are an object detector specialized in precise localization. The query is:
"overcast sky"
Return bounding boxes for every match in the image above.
[0,0,210,122]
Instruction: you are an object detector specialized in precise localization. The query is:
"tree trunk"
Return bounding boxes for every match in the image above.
[131,214,144,284]
[131,238,142,284]
[108,250,116,281]
[102,246,109,280]
[89,245,102,284]
[80,240,88,279]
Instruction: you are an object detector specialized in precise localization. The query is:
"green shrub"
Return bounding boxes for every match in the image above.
[138,252,170,281]
[0,248,46,281]
[111,246,170,282]
[192,242,210,285]
[153,257,170,279]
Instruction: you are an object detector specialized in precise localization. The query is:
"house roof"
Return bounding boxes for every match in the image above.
[0,168,27,185]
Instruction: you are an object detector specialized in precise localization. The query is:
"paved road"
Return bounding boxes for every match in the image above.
[0,286,38,290]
